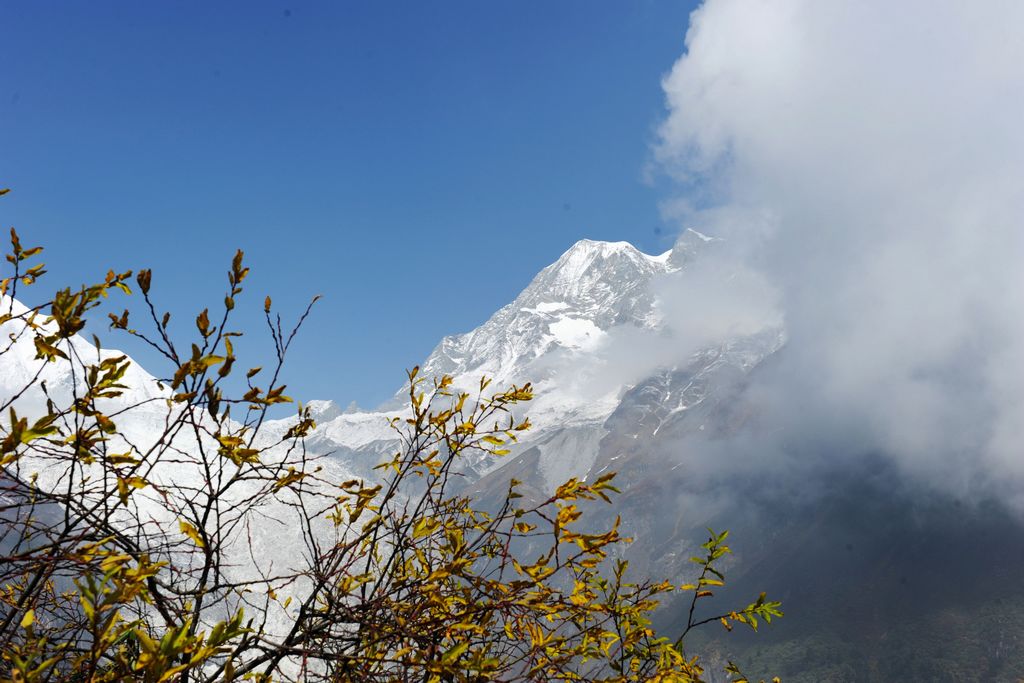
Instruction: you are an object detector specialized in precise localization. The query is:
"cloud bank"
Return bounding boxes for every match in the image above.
[655,1,1024,504]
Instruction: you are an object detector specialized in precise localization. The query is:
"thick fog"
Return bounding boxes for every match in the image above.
[650,1,1024,506]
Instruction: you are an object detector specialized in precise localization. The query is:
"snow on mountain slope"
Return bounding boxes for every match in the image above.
[268,237,692,477]
[276,229,751,485]
[414,239,674,394]
[0,297,165,418]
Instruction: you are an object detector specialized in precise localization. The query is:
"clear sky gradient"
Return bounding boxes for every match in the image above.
[2,1,697,407]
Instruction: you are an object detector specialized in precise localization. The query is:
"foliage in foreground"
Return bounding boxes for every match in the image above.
[0,191,781,682]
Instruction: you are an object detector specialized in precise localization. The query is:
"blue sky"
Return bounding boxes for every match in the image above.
[2,1,697,407]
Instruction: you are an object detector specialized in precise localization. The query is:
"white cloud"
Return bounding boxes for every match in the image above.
[655,0,1024,502]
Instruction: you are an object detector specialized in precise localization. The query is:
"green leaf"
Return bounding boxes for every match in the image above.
[441,641,469,665]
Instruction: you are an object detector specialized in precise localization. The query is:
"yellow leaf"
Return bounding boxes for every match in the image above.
[273,467,306,490]
[179,520,205,548]
[20,609,34,628]
[108,452,139,465]
[117,476,148,504]
[413,517,439,539]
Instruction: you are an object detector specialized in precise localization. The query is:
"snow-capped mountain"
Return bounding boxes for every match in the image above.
[415,228,726,396]
[416,239,673,386]
[410,238,674,426]
[279,228,757,481]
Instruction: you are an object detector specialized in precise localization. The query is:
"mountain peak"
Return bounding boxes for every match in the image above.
[561,238,638,255]
[549,239,672,282]
[557,238,667,261]
[402,236,678,416]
